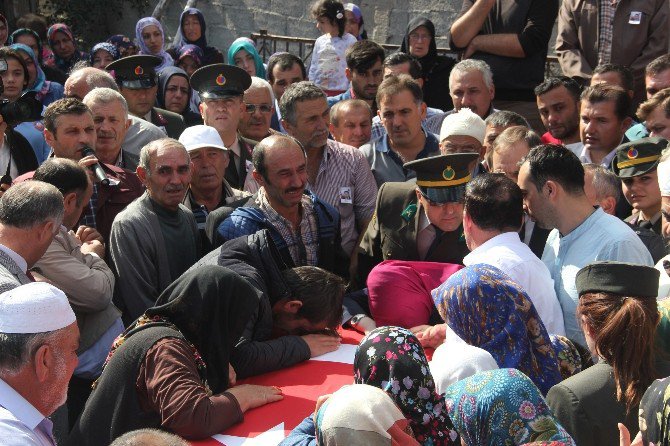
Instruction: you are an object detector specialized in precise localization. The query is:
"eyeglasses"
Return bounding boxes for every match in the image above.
[409,33,431,42]
[245,103,273,114]
[440,143,481,154]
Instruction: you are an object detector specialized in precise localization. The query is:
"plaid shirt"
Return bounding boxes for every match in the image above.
[79,182,99,228]
[257,188,319,266]
[598,0,619,64]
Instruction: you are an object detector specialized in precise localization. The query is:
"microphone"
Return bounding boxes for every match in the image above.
[81,146,110,186]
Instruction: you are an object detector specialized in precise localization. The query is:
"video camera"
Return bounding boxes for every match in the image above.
[0,58,43,127]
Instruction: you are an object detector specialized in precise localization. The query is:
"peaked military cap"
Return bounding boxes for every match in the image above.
[404,153,479,203]
[612,137,668,179]
[190,64,252,100]
[106,55,161,89]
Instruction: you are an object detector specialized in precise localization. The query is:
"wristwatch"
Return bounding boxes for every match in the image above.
[350,313,367,328]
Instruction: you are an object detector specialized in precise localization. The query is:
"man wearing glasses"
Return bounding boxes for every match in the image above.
[106,55,185,139]
[358,152,477,284]
[191,64,256,189]
[239,76,278,142]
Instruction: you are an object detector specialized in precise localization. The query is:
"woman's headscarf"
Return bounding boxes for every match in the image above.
[639,376,670,446]
[344,3,367,40]
[354,326,459,445]
[89,42,119,66]
[107,34,137,56]
[430,325,499,394]
[227,37,266,78]
[172,8,208,52]
[8,43,47,94]
[157,66,192,113]
[135,17,173,72]
[316,384,421,446]
[549,335,592,381]
[46,23,87,71]
[444,368,576,446]
[178,44,204,67]
[399,17,437,77]
[432,264,562,395]
[9,28,44,64]
[102,265,259,394]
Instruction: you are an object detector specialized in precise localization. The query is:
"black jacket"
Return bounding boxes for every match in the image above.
[6,129,38,177]
[195,230,311,378]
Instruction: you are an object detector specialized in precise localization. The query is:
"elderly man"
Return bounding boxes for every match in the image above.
[109,429,189,446]
[425,59,497,134]
[535,76,583,155]
[281,82,378,259]
[327,40,385,113]
[482,110,529,167]
[628,55,670,140]
[191,64,256,189]
[239,77,277,142]
[209,134,349,278]
[82,87,138,171]
[361,74,439,186]
[109,138,199,324]
[105,55,185,138]
[15,98,143,244]
[178,125,247,250]
[462,173,565,335]
[32,159,122,428]
[0,181,63,291]
[266,53,306,133]
[0,282,79,445]
[64,66,166,155]
[489,126,547,257]
[517,144,652,345]
[438,107,487,176]
[329,99,372,148]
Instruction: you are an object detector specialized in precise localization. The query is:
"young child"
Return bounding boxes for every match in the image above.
[308,0,357,95]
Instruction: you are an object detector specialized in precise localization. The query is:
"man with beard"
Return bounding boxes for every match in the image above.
[109,138,199,324]
[327,40,385,115]
[535,76,583,156]
[517,144,651,346]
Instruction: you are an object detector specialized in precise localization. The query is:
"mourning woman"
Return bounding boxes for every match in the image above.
[546,261,669,446]
[168,7,224,65]
[66,266,283,445]
[157,67,203,126]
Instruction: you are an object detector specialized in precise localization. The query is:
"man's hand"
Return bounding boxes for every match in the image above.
[80,240,105,257]
[414,323,447,349]
[76,225,103,244]
[463,36,480,59]
[301,333,341,357]
[225,384,283,412]
[228,363,237,386]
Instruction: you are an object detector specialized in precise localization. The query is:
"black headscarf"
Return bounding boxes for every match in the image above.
[400,17,437,77]
[156,66,192,112]
[111,265,259,394]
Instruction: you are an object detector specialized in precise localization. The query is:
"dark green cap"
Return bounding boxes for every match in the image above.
[576,261,659,298]
[612,137,668,179]
[106,55,161,89]
[403,153,478,203]
[190,64,251,100]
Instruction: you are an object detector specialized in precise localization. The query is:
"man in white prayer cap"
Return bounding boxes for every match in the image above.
[438,107,487,175]
[0,282,79,446]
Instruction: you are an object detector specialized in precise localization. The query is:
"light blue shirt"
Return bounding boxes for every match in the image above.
[542,207,653,346]
[0,378,56,445]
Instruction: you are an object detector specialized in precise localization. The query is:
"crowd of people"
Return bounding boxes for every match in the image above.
[0,0,669,445]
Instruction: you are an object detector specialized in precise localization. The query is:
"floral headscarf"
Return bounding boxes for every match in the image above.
[106,34,137,57]
[178,43,204,66]
[89,42,119,66]
[135,17,173,72]
[46,23,87,71]
[172,8,208,52]
[354,326,460,446]
[549,335,588,381]
[432,264,562,395]
[639,376,670,446]
[227,37,266,78]
[444,368,576,446]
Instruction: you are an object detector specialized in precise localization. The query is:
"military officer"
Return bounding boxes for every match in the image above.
[357,152,478,283]
[190,64,257,190]
[106,55,185,139]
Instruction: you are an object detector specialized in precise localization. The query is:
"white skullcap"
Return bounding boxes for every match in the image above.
[0,282,76,334]
[439,108,486,144]
[178,125,228,152]
[657,158,670,197]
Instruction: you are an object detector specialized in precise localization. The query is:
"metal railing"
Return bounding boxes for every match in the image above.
[251,29,561,78]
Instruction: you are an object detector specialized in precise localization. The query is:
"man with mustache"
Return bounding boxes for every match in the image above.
[109,138,199,324]
[239,76,277,142]
[208,133,350,279]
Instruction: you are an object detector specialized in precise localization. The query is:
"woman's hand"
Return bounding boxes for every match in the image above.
[226,384,283,412]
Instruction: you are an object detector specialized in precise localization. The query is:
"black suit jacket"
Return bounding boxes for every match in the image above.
[150,107,185,139]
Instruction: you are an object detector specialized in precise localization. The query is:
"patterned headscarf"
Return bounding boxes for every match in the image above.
[135,17,173,72]
[227,37,266,78]
[316,384,421,446]
[106,34,137,56]
[89,42,119,66]
[549,335,592,381]
[46,23,87,71]
[9,43,47,95]
[354,326,460,446]
[639,376,670,446]
[344,3,367,40]
[432,264,562,395]
[178,44,204,66]
[172,7,207,52]
[444,368,576,446]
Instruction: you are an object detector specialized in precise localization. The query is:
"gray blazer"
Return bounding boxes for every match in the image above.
[0,249,31,293]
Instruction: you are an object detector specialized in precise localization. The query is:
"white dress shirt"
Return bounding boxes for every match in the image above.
[0,378,56,445]
[463,231,566,335]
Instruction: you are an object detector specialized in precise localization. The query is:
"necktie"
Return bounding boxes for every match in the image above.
[425,225,444,260]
